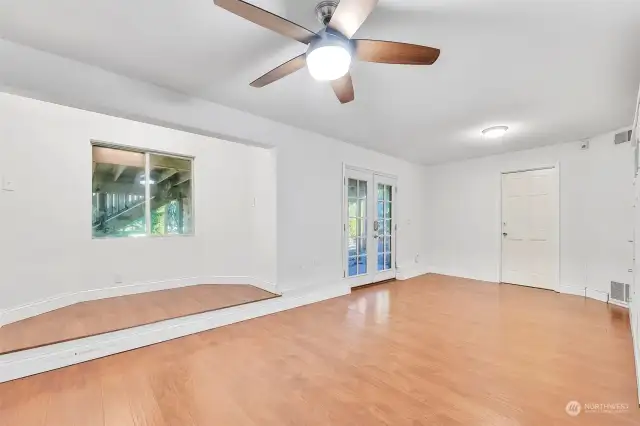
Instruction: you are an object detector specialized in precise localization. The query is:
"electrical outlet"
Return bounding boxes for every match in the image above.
[114,274,124,284]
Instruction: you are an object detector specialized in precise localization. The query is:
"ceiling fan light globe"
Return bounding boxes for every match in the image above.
[306,45,352,81]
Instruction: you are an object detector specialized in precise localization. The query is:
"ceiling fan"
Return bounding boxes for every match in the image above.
[213,0,440,104]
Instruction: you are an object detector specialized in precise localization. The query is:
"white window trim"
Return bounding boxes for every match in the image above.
[91,141,195,239]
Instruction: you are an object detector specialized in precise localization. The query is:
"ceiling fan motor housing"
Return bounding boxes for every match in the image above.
[306,28,354,58]
[315,1,339,25]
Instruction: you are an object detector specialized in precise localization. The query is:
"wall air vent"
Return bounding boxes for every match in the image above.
[614,130,632,144]
[610,281,630,304]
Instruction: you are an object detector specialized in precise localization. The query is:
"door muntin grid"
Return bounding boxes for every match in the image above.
[347,178,368,277]
[376,183,393,271]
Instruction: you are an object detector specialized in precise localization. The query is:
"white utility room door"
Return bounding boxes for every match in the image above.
[344,168,397,287]
[501,168,558,290]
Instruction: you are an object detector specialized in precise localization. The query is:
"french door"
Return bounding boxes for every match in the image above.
[344,167,397,287]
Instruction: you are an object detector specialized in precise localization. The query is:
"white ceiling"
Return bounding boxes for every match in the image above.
[0,0,639,164]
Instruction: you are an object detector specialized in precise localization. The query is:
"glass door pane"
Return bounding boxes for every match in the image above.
[347,178,368,277]
[345,169,395,286]
[376,183,393,271]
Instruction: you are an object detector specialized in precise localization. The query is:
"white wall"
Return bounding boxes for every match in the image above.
[248,147,277,289]
[424,129,634,294]
[1,38,630,312]
[632,173,640,395]
[274,135,428,291]
[0,40,430,305]
[0,92,275,310]
[628,94,640,399]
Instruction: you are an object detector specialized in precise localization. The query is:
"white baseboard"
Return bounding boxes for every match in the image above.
[609,299,629,308]
[397,271,608,305]
[423,266,457,278]
[250,277,279,294]
[396,265,429,281]
[0,275,275,326]
[586,288,609,303]
[558,285,613,304]
[557,284,586,297]
[424,266,497,283]
[278,279,345,295]
[0,282,350,383]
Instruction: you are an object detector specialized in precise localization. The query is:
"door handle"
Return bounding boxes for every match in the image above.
[373,234,379,239]
[502,232,508,237]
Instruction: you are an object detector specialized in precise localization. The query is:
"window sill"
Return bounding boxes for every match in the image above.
[92,233,195,240]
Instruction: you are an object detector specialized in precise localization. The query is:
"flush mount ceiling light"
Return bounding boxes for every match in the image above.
[306,31,353,81]
[482,126,509,139]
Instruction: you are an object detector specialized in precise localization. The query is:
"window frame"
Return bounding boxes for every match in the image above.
[91,140,196,239]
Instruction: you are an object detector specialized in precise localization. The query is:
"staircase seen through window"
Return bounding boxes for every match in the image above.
[92,145,193,238]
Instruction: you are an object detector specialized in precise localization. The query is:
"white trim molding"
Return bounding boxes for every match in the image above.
[0,282,349,383]
[609,299,629,308]
[558,285,612,304]
[586,288,609,303]
[557,284,624,308]
[396,265,430,281]
[0,275,279,326]
[557,285,586,298]
[425,267,497,283]
[249,277,279,294]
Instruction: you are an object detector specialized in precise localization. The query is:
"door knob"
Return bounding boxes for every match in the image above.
[502,232,508,237]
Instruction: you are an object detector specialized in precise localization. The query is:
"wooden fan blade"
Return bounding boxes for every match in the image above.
[355,39,440,65]
[250,54,307,88]
[331,73,355,104]
[214,0,316,44]
[327,0,378,39]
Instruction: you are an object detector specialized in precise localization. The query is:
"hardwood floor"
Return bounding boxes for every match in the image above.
[0,284,277,354]
[1,274,639,425]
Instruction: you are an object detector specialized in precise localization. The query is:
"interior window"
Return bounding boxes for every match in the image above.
[92,145,193,238]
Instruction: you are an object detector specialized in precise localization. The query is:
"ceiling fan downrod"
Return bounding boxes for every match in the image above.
[315,1,339,26]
